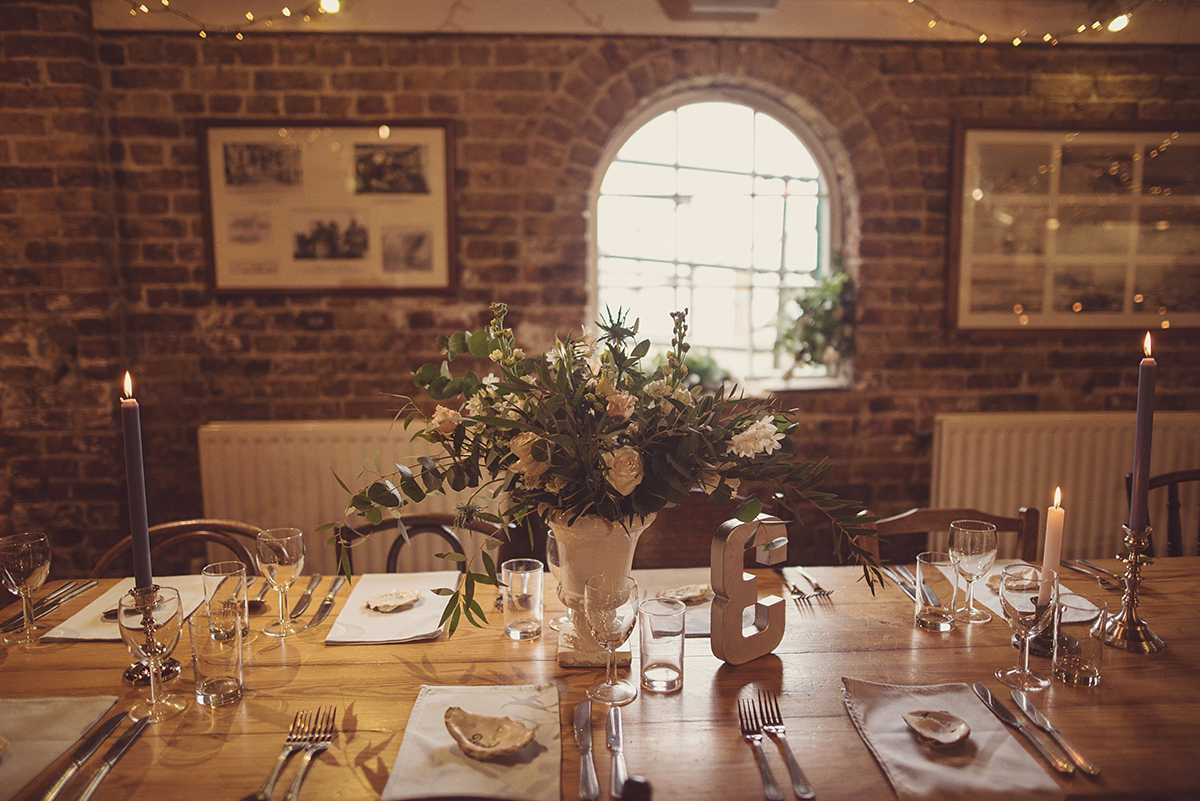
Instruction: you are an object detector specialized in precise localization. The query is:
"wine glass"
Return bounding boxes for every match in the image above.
[118,586,188,722]
[1,532,52,645]
[584,575,639,706]
[545,532,571,631]
[996,564,1058,691]
[256,527,306,638]
[949,519,998,624]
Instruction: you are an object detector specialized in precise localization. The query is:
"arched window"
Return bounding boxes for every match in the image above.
[593,97,841,390]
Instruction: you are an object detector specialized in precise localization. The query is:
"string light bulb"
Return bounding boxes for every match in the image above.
[1108,13,1131,31]
[118,0,341,38]
[905,0,1145,45]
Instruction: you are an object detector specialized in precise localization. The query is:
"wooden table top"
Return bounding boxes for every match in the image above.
[2,559,1197,801]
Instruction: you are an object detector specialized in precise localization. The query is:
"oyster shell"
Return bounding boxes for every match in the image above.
[657,584,713,605]
[903,709,970,746]
[365,589,421,613]
[444,706,536,760]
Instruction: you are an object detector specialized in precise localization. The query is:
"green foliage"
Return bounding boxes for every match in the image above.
[776,270,856,378]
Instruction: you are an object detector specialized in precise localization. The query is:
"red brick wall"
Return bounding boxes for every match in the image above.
[2,0,1198,573]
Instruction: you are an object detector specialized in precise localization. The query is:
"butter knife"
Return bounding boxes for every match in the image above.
[897,564,939,606]
[878,565,918,602]
[302,575,345,630]
[289,574,322,618]
[2,580,98,633]
[74,717,150,801]
[972,683,1074,774]
[0,581,78,630]
[606,706,628,798]
[39,711,127,801]
[1011,690,1100,776]
[574,700,599,801]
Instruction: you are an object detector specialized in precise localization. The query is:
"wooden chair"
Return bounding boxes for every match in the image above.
[864,506,1041,563]
[1125,468,1200,557]
[336,514,478,573]
[91,518,262,578]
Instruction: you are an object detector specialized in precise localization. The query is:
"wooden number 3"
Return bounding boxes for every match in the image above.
[710,514,787,665]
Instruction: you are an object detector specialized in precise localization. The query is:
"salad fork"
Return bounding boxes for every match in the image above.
[282,706,337,801]
[793,566,833,600]
[758,690,815,799]
[738,699,783,801]
[245,711,309,801]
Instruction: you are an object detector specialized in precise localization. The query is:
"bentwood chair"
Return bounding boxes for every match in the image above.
[335,514,479,573]
[864,506,1041,563]
[91,518,262,578]
[1125,468,1200,557]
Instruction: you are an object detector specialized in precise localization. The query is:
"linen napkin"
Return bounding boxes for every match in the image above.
[40,575,206,642]
[954,560,1088,622]
[841,678,1064,801]
[632,567,713,637]
[0,696,118,801]
[325,571,461,645]
[381,682,560,801]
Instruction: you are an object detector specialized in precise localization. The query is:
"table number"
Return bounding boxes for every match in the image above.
[709,514,787,665]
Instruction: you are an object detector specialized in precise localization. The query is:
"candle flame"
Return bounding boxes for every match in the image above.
[123,371,133,398]
[1143,331,1152,357]
[1053,486,1062,508]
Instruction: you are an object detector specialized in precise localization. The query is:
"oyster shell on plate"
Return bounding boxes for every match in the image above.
[903,709,970,746]
[657,584,713,604]
[444,706,536,760]
[364,589,421,613]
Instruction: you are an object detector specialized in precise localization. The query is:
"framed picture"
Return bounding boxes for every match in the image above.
[200,120,456,293]
[949,122,1200,330]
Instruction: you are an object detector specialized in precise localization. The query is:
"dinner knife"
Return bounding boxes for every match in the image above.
[972,683,1074,774]
[289,574,322,618]
[606,706,628,798]
[73,717,150,801]
[897,564,939,606]
[301,575,345,630]
[1011,690,1100,777]
[39,711,127,801]
[2,580,98,633]
[878,565,918,602]
[574,700,600,801]
[0,580,78,630]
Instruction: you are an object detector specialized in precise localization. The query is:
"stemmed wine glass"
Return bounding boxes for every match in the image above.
[256,527,306,638]
[949,519,998,624]
[584,575,639,706]
[545,532,571,631]
[118,586,188,722]
[1,532,52,645]
[996,564,1058,691]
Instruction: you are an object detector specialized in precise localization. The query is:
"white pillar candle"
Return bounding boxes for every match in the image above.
[1039,487,1064,606]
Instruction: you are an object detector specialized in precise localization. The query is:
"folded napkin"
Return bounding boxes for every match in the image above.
[632,568,713,637]
[41,576,206,642]
[956,560,1087,622]
[381,683,560,801]
[0,696,118,801]
[842,678,1063,801]
[326,572,461,645]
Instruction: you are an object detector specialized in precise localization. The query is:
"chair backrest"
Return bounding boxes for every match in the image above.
[91,518,262,578]
[866,506,1040,563]
[1126,468,1200,557]
[337,514,485,573]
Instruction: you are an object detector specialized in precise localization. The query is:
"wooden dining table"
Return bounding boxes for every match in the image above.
[2,558,1197,801]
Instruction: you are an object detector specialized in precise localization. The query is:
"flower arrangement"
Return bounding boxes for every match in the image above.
[336,303,875,633]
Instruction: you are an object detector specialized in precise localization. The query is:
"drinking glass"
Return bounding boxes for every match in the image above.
[996,564,1057,691]
[949,519,998,624]
[545,532,570,631]
[255,527,306,638]
[1,532,52,645]
[118,586,188,722]
[584,575,639,706]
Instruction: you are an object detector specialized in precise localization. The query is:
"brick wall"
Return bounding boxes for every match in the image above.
[2,0,1198,573]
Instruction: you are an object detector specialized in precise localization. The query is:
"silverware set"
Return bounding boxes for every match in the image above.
[738,690,815,800]
[972,683,1099,776]
[785,567,834,608]
[245,707,338,801]
[1060,559,1125,591]
[1,580,98,633]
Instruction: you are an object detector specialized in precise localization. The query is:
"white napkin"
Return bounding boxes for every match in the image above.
[841,678,1064,801]
[0,696,118,801]
[381,683,560,801]
[632,567,713,637]
[953,560,1089,622]
[325,572,461,645]
[40,576,206,641]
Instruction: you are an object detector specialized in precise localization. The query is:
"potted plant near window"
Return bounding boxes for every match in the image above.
[776,270,856,379]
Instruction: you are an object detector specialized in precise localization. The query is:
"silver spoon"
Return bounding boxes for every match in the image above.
[1060,560,1123,591]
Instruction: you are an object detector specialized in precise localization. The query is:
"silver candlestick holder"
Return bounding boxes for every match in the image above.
[1102,525,1165,653]
[120,584,181,686]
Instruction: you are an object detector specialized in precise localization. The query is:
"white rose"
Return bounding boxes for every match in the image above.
[606,391,637,421]
[603,447,644,496]
[509,431,549,478]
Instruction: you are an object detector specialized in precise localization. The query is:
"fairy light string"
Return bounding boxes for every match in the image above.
[119,0,341,39]
[905,0,1152,45]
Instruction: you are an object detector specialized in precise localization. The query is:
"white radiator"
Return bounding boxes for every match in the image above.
[198,420,492,574]
[932,412,1200,559]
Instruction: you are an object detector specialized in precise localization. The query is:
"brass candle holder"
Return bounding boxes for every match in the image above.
[121,584,181,686]
[1102,525,1165,654]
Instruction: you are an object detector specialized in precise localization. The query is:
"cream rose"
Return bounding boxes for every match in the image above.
[430,405,458,436]
[509,431,549,478]
[602,446,644,496]
[606,391,637,421]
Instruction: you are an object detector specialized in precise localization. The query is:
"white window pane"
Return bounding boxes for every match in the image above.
[787,177,821,196]
[678,167,753,196]
[599,257,676,288]
[597,196,677,262]
[677,103,753,173]
[601,160,677,197]
[755,175,788,196]
[618,111,677,165]
[679,197,752,267]
[755,113,819,178]
[752,196,786,269]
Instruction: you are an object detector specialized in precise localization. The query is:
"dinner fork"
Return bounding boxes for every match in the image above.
[282,706,337,801]
[738,699,783,801]
[758,690,815,799]
[786,582,813,609]
[244,711,309,801]
[793,566,833,600]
